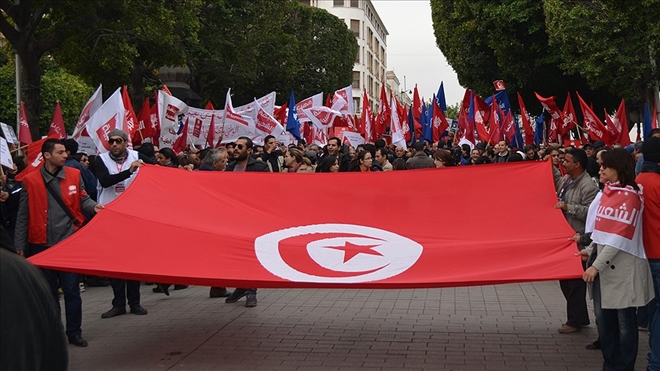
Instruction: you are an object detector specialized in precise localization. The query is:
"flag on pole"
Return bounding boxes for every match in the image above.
[436,82,447,112]
[121,86,138,140]
[615,99,631,146]
[456,89,473,145]
[15,135,59,181]
[286,90,301,140]
[204,101,216,148]
[19,101,32,144]
[413,84,422,121]
[576,92,610,144]
[85,88,125,153]
[517,93,534,146]
[432,95,449,143]
[296,93,323,123]
[360,91,373,143]
[132,98,153,146]
[254,98,284,139]
[172,117,190,153]
[73,84,102,139]
[332,86,354,116]
[561,93,577,136]
[534,92,563,143]
[48,101,66,139]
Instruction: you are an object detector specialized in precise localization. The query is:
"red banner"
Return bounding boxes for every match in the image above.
[29,162,581,289]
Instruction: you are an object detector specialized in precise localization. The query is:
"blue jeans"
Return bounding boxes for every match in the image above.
[593,275,638,371]
[40,268,83,338]
[648,260,660,370]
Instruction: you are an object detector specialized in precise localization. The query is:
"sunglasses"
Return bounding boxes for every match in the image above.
[236,144,246,150]
[108,138,124,145]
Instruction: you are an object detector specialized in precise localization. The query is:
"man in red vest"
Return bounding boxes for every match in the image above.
[14,139,103,347]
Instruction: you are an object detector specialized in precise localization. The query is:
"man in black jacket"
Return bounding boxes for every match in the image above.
[224,137,267,307]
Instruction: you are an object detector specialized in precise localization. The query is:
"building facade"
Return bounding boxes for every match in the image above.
[300,0,388,114]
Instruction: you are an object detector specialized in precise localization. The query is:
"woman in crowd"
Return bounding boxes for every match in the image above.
[285,148,314,173]
[317,155,339,173]
[349,150,373,172]
[581,148,654,371]
[433,149,454,168]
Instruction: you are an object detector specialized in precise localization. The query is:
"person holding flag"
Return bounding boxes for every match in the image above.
[14,138,103,347]
[94,129,148,319]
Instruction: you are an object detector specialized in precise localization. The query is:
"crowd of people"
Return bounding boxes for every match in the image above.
[1,128,660,371]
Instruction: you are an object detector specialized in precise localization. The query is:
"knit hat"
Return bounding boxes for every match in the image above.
[643,137,660,163]
[108,129,128,142]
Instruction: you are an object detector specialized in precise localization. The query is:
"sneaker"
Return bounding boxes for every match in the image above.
[101,307,126,319]
[558,324,580,333]
[225,289,247,303]
[130,305,148,315]
[79,283,85,293]
[245,294,257,307]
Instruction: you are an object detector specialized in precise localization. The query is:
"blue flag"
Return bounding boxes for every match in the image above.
[436,82,447,112]
[484,90,512,114]
[286,90,300,140]
[408,104,416,145]
[534,114,545,146]
[644,103,653,140]
[424,99,434,143]
[419,102,430,143]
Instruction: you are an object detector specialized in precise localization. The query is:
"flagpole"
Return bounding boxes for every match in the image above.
[10,144,29,153]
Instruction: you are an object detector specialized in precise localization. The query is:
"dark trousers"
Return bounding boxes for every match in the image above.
[234,288,257,296]
[560,277,590,328]
[41,268,82,338]
[593,276,638,371]
[28,243,82,338]
[110,279,141,309]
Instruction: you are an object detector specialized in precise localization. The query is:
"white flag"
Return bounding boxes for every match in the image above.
[332,86,354,115]
[221,90,255,144]
[303,106,342,130]
[254,98,284,140]
[85,88,125,154]
[73,84,102,139]
[158,90,189,148]
[296,92,323,123]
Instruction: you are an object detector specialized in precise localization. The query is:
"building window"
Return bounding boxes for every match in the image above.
[334,0,343,6]
[350,19,360,38]
[355,45,360,63]
[350,0,359,7]
[352,71,360,89]
[354,97,360,113]
[299,0,311,5]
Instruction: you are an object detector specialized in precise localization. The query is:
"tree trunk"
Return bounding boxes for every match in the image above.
[130,65,147,113]
[16,47,43,141]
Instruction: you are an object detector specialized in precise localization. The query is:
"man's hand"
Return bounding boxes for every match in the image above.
[93,204,104,214]
[575,249,589,262]
[554,201,568,211]
[129,160,144,173]
[583,266,598,283]
[569,233,580,242]
[17,250,24,257]
[0,190,9,202]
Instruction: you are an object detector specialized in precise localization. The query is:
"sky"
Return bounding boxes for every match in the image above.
[370,0,463,107]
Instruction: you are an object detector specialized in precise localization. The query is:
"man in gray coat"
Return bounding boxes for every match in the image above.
[405,141,435,169]
[553,148,599,333]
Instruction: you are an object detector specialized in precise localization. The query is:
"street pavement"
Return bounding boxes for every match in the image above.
[66,281,650,370]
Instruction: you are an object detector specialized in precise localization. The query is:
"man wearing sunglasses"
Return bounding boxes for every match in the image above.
[225,136,268,307]
[93,129,148,319]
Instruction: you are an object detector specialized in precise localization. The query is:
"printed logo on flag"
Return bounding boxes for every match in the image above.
[595,188,641,240]
[165,104,180,122]
[96,114,117,151]
[255,224,423,283]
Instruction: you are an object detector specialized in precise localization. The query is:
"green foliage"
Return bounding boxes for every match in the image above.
[430,0,619,113]
[544,0,660,105]
[190,0,357,106]
[445,102,461,120]
[0,50,93,135]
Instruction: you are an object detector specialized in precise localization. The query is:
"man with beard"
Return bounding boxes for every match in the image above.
[93,129,149,319]
[317,137,350,172]
[224,137,268,307]
[15,139,102,347]
[261,135,285,173]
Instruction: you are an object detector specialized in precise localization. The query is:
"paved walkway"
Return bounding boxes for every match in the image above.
[67,281,650,370]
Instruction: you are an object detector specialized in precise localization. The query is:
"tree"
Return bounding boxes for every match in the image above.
[189,0,356,106]
[544,0,660,109]
[430,0,619,114]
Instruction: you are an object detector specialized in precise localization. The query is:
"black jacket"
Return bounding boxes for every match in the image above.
[225,157,270,172]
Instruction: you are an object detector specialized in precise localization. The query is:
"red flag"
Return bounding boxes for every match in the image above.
[615,99,631,146]
[273,103,288,127]
[133,98,153,146]
[172,117,189,154]
[413,84,422,121]
[456,89,473,144]
[15,135,59,181]
[534,92,563,143]
[503,110,516,144]
[488,98,502,144]
[473,94,491,142]
[493,80,506,91]
[48,101,66,139]
[604,109,621,146]
[576,92,610,145]
[375,82,390,139]
[517,92,534,145]
[204,101,216,148]
[561,93,577,135]
[432,96,449,143]
[19,101,32,144]
[121,86,138,140]
[360,91,374,143]
[654,102,659,130]
[29,162,581,289]
[324,93,332,108]
[150,91,161,147]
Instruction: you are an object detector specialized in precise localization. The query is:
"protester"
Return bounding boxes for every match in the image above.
[262,135,285,172]
[349,150,373,172]
[554,148,599,333]
[375,148,393,171]
[94,129,148,319]
[284,148,313,173]
[224,136,268,307]
[581,148,654,371]
[317,155,340,173]
[637,136,660,369]
[156,147,177,167]
[433,149,454,168]
[406,142,434,169]
[15,138,103,347]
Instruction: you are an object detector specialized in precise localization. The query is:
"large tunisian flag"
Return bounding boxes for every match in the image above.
[29,161,581,289]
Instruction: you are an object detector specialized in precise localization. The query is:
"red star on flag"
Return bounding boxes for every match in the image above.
[326,241,383,263]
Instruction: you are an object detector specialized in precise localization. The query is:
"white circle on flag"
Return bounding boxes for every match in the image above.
[254,224,423,283]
